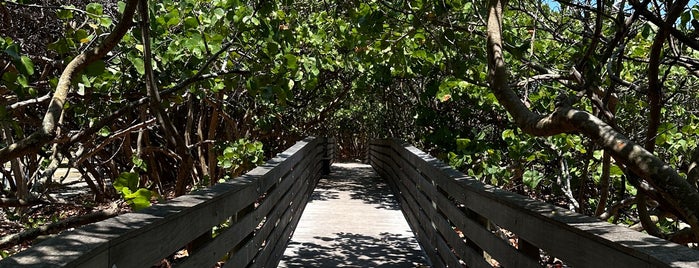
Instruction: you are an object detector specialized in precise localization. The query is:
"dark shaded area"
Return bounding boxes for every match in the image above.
[311,163,400,210]
[281,232,427,267]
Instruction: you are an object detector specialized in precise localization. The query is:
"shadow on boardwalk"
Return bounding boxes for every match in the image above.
[280,163,428,267]
[310,163,401,210]
[282,232,426,267]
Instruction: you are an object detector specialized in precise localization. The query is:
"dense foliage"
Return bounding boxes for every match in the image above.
[2,0,699,254]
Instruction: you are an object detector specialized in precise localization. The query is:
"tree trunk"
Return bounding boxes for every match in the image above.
[139,0,193,196]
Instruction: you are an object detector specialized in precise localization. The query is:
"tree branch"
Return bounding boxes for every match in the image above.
[0,0,139,163]
[486,0,699,238]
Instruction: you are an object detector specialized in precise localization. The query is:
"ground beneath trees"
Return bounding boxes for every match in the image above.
[0,168,131,258]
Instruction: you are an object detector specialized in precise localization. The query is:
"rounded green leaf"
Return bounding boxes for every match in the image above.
[86,3,104,17]
[523,170,543,189]
[114,172,140,192]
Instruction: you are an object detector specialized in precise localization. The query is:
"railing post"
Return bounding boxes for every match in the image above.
[321,137,334,175]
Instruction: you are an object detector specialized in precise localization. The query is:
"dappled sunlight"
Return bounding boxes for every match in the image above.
[281,232,426,267]
[280,162,426,266]
[310,163,400,210]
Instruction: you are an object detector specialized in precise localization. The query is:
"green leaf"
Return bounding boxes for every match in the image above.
[456,138,471,152]
[436,81,452,102]
[610,165,624,176]
[114,172,140,193]
[117,1,126,14]
[85,60,106,76]
[523,170,543,189]
[48,39,71,54]
[222,159,232,168]
[125,189,152,211]
[98,126,111,137]
[223,146,235,158]
[132,155,147,171]
[640,24,652,39]
[74,29,89,43]
[3,72,18,85]
[501,129,515,140]
[129,57,145,75]
[4,43,20,61]
[18,56,34,76]
[284,54,298,69]
[86,3,104,17]
[213,8,226,21]
[681,10,691,28]
[16,75,29,87]
[243,15,260,26]
[184,16,198,30]
[100,17,113,28]
[57,8,74,20]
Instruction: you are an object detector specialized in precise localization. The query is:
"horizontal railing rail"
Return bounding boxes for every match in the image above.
[0,137,335,268]
[369,139,699,268]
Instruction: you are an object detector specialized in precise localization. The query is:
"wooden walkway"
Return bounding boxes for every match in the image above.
[279,163,428,267]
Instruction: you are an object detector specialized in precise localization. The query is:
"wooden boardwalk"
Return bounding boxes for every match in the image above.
[279,163,428,267]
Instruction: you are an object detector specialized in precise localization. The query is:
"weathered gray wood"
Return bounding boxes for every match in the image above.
[369,139,699,268]
[259,164,320,267]
[377,144,544,268]
[108,181,260,268]
[371,148,492,268]
[0,227,113,268]
[177,203,257,267]
[390,173,446,268]
[226,156,320,267]
[0,137,332,268]
[406,166,523,267]
[261,176,315,267]
[178,154,320,268]
[279,162,428,267]
[250,157,321,266]
[371,149,456,266]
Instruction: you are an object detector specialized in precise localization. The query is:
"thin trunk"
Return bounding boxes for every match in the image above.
[637,192,662,237]
[76,165,104,200]
[42,108,67,192]
[2,123,27,201]
[644,0,688,150]
[139,0,193,195]
[207,96,220,185]
[185,97,200,186]
[196,101,210,179]
[577,144,594,214]
[688,147,699,188]
[559,156,580,212]
[595,152,612,216]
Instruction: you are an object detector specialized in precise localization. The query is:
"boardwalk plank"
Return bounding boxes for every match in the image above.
[279,163,429,267]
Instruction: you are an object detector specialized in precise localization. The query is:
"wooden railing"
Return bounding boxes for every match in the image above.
[369,139,699,268]
[0,137,335,268]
